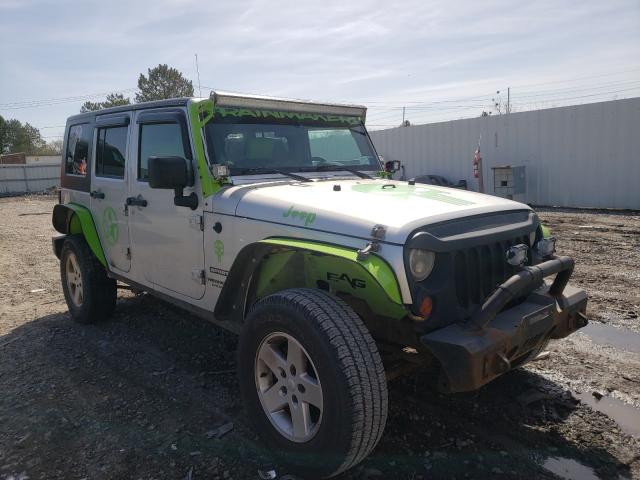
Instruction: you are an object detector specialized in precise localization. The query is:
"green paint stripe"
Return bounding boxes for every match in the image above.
[188,99,221,197]
[261,237,403,305]
[66,203,107,266]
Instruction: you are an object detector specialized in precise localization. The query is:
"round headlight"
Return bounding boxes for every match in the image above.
[409,249,435,281]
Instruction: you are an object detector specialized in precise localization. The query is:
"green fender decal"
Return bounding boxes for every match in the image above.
[188,99,221,197]
[66,203,107,266]
[260,238,405,319]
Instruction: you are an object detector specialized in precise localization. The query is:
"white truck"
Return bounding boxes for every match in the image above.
[52,92,588,478]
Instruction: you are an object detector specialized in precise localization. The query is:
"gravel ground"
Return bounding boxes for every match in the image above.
[0,195,638,480]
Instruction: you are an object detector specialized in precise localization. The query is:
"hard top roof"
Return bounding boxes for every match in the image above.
[66,97,190,124]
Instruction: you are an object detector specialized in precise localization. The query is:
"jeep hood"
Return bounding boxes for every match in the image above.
[217,178,532,244]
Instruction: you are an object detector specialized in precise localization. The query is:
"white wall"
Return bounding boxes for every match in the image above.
[26,155,62,164]
[370,98,640,209]
[0,163,60,195]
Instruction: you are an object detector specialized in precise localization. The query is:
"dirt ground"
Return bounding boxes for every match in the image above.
[1,195,638,480]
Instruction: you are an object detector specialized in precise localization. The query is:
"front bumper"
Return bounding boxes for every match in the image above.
[420,256,588,392]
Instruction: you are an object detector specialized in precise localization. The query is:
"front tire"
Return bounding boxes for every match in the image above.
[238,288,388,478]
[60,235,116,324]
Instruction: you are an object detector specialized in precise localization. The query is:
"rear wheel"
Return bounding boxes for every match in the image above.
[238,288,388,478]
[60,235,116,324]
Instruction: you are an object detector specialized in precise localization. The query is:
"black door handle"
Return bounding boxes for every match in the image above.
[90,190,105,199]
[126,196,148,207]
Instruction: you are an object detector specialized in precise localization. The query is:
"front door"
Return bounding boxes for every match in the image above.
[90,116,131,272]
[127,109,205,299]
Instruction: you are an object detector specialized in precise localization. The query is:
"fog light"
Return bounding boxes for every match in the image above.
[506,244,528,267]
[419,296,433,318]
[536,236,556,257]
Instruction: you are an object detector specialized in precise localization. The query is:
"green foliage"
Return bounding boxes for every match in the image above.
[0,115,51,155]
[80,93,131,113]
[135,64,194,103]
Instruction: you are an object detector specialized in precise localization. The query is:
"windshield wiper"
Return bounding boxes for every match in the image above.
[235,167,312,182]
[312,164,375,179]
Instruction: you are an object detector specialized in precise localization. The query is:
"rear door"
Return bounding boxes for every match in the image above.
[127,109,205,299]
[90,114,131,272]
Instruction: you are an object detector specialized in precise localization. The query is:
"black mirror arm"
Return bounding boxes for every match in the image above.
[173,187,198,210]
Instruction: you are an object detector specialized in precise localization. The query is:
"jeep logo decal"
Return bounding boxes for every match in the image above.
[283,206,316,226]
[327,272,366,289]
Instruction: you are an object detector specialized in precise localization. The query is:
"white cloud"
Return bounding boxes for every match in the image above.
[1,0,638,134]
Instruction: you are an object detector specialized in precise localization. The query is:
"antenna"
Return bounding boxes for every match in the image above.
[195,53,202,97]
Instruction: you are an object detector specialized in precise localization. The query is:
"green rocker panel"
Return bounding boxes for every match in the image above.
[258,238,406,319]
[66,203,107,266]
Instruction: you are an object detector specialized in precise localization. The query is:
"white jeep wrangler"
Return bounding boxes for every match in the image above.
[52,92,588,478]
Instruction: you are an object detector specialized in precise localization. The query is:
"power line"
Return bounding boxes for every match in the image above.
[513,79,640,99]
[0,88,137,110]
[509,66,640,89]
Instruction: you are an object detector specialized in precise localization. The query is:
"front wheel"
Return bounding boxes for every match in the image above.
[238,288,388,478]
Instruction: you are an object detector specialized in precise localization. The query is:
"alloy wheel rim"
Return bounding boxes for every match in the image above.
[65,253,84,307]
[255,332,323,443]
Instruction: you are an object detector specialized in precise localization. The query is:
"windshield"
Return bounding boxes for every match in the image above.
[204,107,380,176]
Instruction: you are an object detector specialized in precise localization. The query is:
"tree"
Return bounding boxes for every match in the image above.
[0,115,51,155]
[135,64,194,103]
[80,92,131,113]
[0,116,7,154]
[40,139,64,155]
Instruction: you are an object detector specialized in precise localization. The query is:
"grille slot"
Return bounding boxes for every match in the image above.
[454,235,531,311]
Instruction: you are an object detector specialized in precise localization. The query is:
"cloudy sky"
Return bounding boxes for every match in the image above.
[1,0,639,141]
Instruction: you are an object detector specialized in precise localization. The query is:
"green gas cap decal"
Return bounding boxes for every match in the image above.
[351,183,475,206]
[283,206,317,226]
[101,207,119,246]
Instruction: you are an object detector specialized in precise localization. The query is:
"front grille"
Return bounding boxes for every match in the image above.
[454,234,531,310]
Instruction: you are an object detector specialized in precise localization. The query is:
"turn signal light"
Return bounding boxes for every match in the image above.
[419,296,433,319]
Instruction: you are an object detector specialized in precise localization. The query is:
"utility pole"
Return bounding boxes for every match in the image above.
[402,106,406,126]
[195,53,202,98]
[507,87,510,114]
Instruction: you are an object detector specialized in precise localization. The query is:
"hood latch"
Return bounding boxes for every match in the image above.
[357,224,387,260]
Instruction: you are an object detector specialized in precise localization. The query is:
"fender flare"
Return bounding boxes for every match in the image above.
[52,203,107,266]
[214,237,405,323]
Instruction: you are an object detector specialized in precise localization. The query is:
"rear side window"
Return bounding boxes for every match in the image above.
[65,124,92,176]
[138,123,188,180]
[96,126,127,178]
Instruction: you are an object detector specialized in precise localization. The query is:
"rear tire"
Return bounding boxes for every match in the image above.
[60,235,116,324]
[238,288,388,478]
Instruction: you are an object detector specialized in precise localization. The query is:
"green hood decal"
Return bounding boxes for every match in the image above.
[351,183,475,206]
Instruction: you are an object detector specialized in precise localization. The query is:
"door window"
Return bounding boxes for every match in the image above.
[138,123,189,180]
[96,126,128,178]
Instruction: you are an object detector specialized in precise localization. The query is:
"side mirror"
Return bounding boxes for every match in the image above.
[148,156,198,210]
[385,160,401,173]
